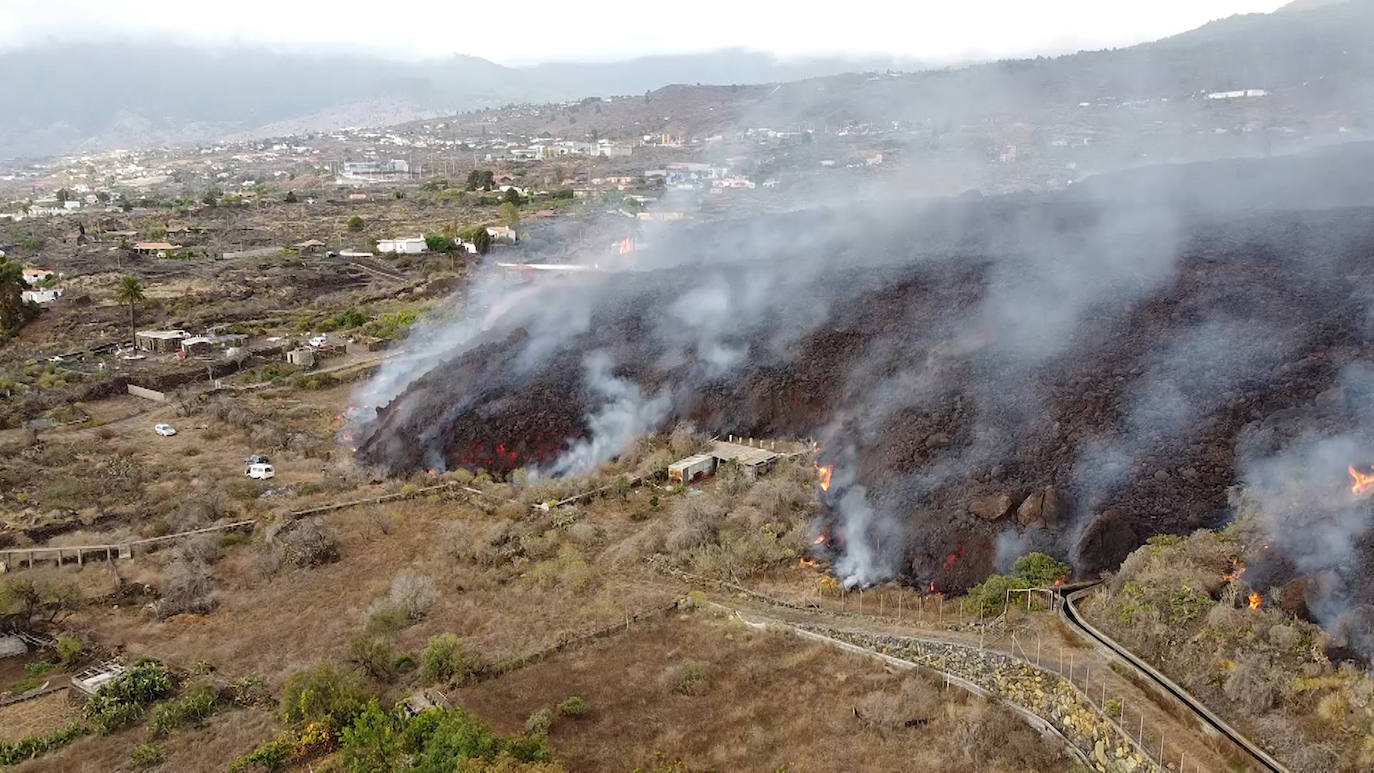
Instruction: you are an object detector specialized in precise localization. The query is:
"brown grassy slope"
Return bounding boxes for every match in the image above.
[456,611,1071,772]
[16,706,276,773]
[1083,510,1374,772]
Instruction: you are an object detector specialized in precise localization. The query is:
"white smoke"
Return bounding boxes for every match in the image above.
[543,351,670,477]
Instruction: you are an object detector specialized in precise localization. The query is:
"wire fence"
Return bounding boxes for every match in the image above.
[1006,620,1195,772]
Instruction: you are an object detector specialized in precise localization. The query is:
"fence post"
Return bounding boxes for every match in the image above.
[1036,637,1041,667]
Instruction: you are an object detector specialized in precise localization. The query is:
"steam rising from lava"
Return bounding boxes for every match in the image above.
[352,142,1374,594]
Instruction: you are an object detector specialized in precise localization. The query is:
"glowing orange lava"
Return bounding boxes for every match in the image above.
[799,557,819,568]
[1350,464,1374,496]
[1248,592,1262,610]
[816,464,833,492]
[813,534,827,546]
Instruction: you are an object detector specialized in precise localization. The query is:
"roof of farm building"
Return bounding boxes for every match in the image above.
[708,440,779,467]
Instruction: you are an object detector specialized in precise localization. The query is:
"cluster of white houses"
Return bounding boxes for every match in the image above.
[133,329,247,355]
[20,266,63,304]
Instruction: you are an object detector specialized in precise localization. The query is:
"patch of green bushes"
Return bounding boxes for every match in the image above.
[0,722,88,765]
[83,658,175,734]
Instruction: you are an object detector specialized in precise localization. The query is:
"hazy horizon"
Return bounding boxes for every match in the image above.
[0,0,1289,67]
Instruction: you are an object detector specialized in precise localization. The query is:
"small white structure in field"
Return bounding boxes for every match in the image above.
[21,288,63,304]
[668,453,717,484]
[377,236,426,254]
[287,347,315,367]
[72,661,127,695]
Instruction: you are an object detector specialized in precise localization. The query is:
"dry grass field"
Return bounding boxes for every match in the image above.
[455,611,1069,772]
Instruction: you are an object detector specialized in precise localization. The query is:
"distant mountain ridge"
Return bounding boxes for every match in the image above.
[0,47,924,162]
[0,0,1371,162]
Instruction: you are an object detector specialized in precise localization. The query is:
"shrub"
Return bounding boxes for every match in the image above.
[1223,656,1275,714]
[420,633,482,685]
[83,659,175,734]
[229,734,293,772]
[524,708,551,736]
[963,574,1032,616]
[365,601,410,635]
[557,696,588,717]
[409,706,553,769]
[130,742,165,767]
[0,722,87,765]
[153,556,218,619]
[672,662,708,695]
[1105,699,1122,718]
[279,665,370,732]
[1012,552,1070,586]
[149,682,222,736]
[347,215,365,231]
[265,518,339,570]
[388,571,436,621]
[346,636,398,683]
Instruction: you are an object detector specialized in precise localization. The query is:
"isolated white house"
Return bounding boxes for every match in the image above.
[486,226,516,243]
[22,267,54,284]
[21,288,63,304]
[376,236,426,254]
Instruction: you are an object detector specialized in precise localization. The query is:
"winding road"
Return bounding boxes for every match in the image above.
[1060,586,1287,773]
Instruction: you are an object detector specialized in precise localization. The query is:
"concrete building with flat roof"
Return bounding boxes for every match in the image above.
[135,329,190,353]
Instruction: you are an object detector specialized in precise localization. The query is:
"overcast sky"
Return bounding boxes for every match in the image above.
[1,0,1290,65]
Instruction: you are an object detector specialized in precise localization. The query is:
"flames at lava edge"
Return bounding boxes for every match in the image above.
[1248,591,1262,610]
[815,463,833,492]
[1350,464,1374,496]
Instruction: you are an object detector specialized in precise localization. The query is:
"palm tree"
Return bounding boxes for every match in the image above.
[113,275,144,343]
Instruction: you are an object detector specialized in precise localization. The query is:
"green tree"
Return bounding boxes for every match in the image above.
[458,227,491,255]
[347,215,365,232]
[502,187,523,206]
[499,201,520,230]
[0,256,39,339]
[55,188,70,203]
[340,700,403,772]
[113,275,144,341]
[283,191,298,203]
[1012,552,1071,586]
[424,233,454,253]
[465,169,496,192]
[279,665,370,732]
[963,574,1032,616]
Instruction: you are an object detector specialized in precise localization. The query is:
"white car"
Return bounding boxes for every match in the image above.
[246,462,275,480]
[307,334,328,348]
[153,423,177,437]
